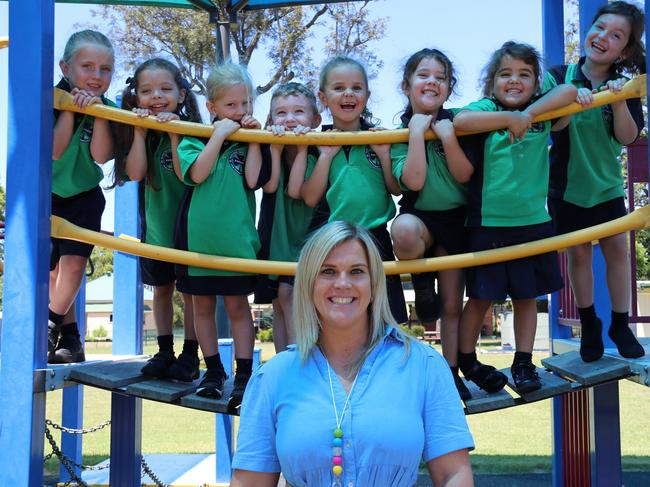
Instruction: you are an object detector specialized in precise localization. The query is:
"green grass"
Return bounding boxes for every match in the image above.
[43,341,650,477]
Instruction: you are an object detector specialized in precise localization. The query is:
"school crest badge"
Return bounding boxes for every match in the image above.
[365,147,381,169]
[160,150,174,172]
[228,148,246,175]
[80,122,94,143]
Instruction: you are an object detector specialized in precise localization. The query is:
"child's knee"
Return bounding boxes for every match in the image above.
[391,216,424,253]
[225,296,252,322]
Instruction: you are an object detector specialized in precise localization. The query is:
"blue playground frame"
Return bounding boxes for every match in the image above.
[0,1,649,485]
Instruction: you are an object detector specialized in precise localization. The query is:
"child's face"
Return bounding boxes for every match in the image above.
[206,84,252,122]
[492,55,537,109]
[318,64,369,128]
[584,13,631,66]
[60,45,113,96]
[270,94,318,129]
[404,57,450,115]
[136,68,185,115]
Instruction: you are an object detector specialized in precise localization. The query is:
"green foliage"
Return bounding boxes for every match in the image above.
[87,247,113,282]
[257,327,274,342]
[172,290,185,328]
[400,324,425,338]
[91,324,108,339]
[635,237,650,280]
[95,0,387,97]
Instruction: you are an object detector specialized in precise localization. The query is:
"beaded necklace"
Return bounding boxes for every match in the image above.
[326,360,360,487]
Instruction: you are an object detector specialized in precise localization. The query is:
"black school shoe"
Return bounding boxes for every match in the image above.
[463,360,508,394]
[196,368,228,399]
[51,332,86,364]
[511,362,542,394]
[412,273,442,323]
[141,350,175,378]
[47,320,60,363]
[227,371,252,414]
[453,373,472,401]
[166,352,200,382]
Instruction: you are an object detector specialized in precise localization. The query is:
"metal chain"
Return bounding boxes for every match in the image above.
[44,421,89,487]
[45,418,111,435]
[140,457,170,487]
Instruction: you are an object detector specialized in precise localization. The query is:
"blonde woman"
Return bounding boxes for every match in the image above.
[232,221,474,487]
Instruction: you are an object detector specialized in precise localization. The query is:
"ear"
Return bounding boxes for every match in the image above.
[178,88,186,105]
[311,112,322,128]
[206,100,215,116]
[59,60,69,78]
[401,80,410,97]
[318,90,328,108]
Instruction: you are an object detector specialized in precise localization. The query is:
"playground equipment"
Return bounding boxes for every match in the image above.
[1,0,649,486]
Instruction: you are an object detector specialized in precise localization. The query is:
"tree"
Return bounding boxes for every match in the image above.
[87,246,113,282]
[96,1,387,96]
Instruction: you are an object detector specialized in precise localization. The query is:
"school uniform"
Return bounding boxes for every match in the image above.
[461,97,563,300]
[254,148,328,303]
[391,109,468,257]
[544,58,644,234]
[138,133,185,286]
[321,123,408,323]
[175,136,270,296]
[50,78,112,270]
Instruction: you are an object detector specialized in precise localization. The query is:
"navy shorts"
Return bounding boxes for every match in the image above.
[398,205,468,256]
[140,257,176,287]
[466,222,563,300]
[549,196,627,235]
[176,274,256,296]
[50,186,105,270]
[254,275,295,304]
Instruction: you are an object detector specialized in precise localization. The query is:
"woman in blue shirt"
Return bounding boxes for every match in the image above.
[232,221,474,487]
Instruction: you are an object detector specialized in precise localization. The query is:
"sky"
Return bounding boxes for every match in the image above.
[0,0,548,231]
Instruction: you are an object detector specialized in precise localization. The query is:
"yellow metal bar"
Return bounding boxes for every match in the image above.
[52,74,646,146]
[51,206,650,276]
[0,37,8,49]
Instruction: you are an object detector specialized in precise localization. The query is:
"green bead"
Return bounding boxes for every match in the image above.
[333,428,343,438]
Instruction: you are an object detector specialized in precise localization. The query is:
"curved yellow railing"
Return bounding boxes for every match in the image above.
[53,75,647,146]
[51,206,650,276]
[0,37,8,49]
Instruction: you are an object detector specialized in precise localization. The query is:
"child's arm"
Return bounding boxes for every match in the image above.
[241,115,264,189]
[90,116,114,164]
[453,105,532,143]
[189,119,240,184]
[262,143,283,194]
[605,79,640,145]
[433,119,474,183]
[301,146,340,207]
[286,146,309,199]
[400,114,433,191]
[169,133,183,181]
[124,126,148,182]
[369,128,401,196]
[523,84,578,122]
[52,111,75,160]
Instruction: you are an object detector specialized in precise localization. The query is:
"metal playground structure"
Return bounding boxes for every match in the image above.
[1,0,650,486]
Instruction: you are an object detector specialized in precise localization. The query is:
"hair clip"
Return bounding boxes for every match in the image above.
[125,76,134,86]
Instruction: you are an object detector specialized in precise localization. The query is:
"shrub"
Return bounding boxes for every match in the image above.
[400,324,425,338]
[92,324,108,339]
[258,328,274,342]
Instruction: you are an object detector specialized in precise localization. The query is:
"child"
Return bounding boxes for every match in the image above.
[389,48,474,400]
[255,82,322,352]
[49,30,115,364]
[301,56,408,323]
[114,58,203,381]
[176,62,268,407]
[453,42,577,394]
[545,1,646,362]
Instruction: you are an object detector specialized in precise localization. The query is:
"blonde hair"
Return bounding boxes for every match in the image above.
[206,62,254,102]
[293,221,408,368]
[62,30,114,64]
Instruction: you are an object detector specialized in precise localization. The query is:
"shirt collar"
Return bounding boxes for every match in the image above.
[400,108,453,128]
[574,56,620,85]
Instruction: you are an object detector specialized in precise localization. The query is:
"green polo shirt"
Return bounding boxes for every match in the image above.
[52,91,116,198]
[462,97,552,227]
[177,136,259,277]
[141,134,184,249]
[322,125,395,229]
[391,109,467,211]
[544,59,644,207]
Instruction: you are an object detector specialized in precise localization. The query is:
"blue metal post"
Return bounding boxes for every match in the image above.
[542,1,567,485]
[579,0,604,56]
[592,245,615,348]
[60,284,87,482]
[216,338,234,482]
[0,1,53,485]
[109,182,143,486]
[589,382,622,486]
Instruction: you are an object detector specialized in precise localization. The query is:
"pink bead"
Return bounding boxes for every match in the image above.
[332,456,342,465]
